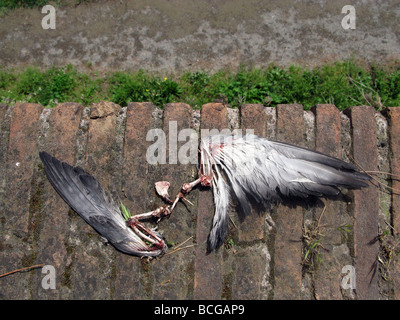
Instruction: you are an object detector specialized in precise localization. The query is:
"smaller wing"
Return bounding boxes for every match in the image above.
[39,151,166,257]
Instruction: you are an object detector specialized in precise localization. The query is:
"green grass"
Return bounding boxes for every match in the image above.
[0,0,50,10]
[0,0,93,10]
[1,59,399,110]
[0,0,99,15]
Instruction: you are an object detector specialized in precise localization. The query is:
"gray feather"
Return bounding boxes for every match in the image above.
[201,133,371,251]
[207,168,230,252]
[39,151,166,257]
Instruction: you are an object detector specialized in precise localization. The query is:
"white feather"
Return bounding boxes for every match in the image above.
[200,133,370,251]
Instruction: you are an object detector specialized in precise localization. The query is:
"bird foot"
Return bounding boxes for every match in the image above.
[155,174,213,214]
[151,205,171,223]
[200,174,213,187]
[126,216,166,251]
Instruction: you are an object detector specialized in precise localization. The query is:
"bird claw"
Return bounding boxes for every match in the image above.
[200,175,213,187]
[151,205,171,223]
[124,204,170,243]
[126,216,166,251]
[162,175,213,214]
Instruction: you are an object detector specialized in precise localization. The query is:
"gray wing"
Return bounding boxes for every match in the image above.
[39,151,166,257]
[207,168,230,253]
[201,134,371,251]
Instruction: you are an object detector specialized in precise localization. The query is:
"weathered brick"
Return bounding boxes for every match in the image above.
[45,103,82,161]
[0,104,10,205]
[68,101,120,299]
[240,104,268,137]
[312,104,349,300]
[238,104,267,243]
[273,104,304,300]
[33,102,82,299]
[276,104,305,145]
[4,103,43,233]
[232,246,270,300]
[194,103,227,299]
[1,101,394,300]
[90,100,120,119]
[200,102,227,131]
[0,103,8,120]
[384,107,400,299]
[313,104,341,158]
[0,103,9,164]
[86,101,121,189]
[0,103,43,299]
[346,105,379,299]
[114,102,156,299]
[385,108,400,236]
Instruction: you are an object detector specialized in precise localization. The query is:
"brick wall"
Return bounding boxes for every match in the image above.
[0,102,399,300]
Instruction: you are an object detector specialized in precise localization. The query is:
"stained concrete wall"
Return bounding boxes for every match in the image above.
[0,0,399,72]
[0,102,399,300]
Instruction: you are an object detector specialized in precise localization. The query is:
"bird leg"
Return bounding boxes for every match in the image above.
[164,173,214,213]
[125,205,171,249]
[169,178,201,212]
[127,219,165,250]
[128,205,171,224]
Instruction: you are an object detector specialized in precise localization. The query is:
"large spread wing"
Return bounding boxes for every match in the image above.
[39,151,166,257]
[201,133,371,251]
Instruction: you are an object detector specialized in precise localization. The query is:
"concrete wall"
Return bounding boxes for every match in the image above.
[0,0,399,72]
[0,102,399,300]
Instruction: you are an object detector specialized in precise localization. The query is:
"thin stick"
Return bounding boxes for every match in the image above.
[347,153,400,195]
[172,236,193,250]
[182,197,194,206]
[164,244,195,256]
[317,204,327,227]
[0,264,45,279]
[228,215,237,229]
[366,171,400,179]
[163,236,195,257]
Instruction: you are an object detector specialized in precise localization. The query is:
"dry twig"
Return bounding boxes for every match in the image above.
[0,264,45,279]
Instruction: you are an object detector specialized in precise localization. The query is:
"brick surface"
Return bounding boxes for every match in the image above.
[0,103,43,299]
[0,103,7,120]
[346,105,379,300]
[33,102,82,299]
[240,104,268,137]
[384,107,400,299]
[232,247,263,299]
[313,104,341,158]
[0,104,10,206]
[194,103,227,299]
[312,104,349,300]
[86,101,121,189]
[385,108,400,236]
[0,104,9,167]
[1,102,396,300]
[273,104,304,300]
